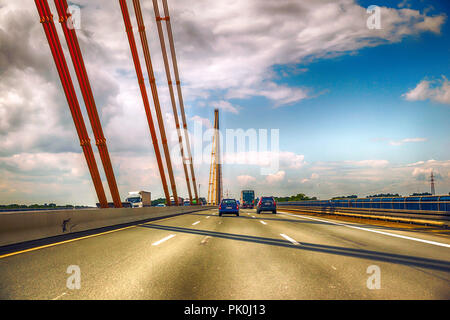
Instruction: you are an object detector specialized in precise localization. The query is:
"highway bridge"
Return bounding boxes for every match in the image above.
[0,0,449,302]
[0,206,449,299]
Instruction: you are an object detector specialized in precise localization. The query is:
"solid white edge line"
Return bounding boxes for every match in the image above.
[152,234,176,246]
[280,233,299,245]
[52,292,67,300]
[280,212,450,248]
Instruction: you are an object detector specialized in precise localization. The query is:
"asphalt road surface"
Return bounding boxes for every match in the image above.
[0,208,449,299]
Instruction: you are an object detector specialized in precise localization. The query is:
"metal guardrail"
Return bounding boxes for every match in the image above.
[278,204,450,227]
[279,195,450,212]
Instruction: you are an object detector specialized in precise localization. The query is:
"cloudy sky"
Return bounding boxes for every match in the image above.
[0,0,449,205]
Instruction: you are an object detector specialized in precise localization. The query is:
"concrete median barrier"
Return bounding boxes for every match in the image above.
[0,205,216,247]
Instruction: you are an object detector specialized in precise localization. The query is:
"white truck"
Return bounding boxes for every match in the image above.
[126,191,151,208]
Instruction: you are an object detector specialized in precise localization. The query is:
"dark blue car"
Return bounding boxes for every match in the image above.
[257,196,277,214]
[219,199,239,216]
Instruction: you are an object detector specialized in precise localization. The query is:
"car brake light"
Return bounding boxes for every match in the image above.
[258,200,262,206]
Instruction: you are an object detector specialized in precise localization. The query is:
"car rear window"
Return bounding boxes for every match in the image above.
[222,199,236,205]
[261,197,273,202]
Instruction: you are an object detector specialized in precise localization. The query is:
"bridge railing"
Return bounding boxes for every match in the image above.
[279,195,450,212]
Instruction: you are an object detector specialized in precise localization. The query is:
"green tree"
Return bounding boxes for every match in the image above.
[332,195,358,199]
[152,198,167,206]
[275,193,317,202]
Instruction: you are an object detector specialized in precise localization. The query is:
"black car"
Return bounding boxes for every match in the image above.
[257,196,277,214]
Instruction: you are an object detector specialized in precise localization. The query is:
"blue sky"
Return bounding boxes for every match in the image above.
[190,1,450,164]
[0,0,449,204]
[181,0,450,199]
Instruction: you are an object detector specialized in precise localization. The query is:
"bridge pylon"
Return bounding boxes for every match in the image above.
[207,109,222,205]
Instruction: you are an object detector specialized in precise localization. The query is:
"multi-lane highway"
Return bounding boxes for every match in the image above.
[0,208,449,299]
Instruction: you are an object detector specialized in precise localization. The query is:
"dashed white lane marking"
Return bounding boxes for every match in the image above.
[260,221,267,225]
[200,236,211,245]
[281,212,450,248]
[192,221,201,226]
[152,234,176,246]
[280,233,299,245]
[331,266,337,270]
[52,292,67,300]
[206,216,210,219]
[252,216,256,218]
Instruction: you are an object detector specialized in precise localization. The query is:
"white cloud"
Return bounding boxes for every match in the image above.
[388,137,427,146]
[403,76,450,104]
[303,159,450,198]
[225,82,309,107]
[415,15,446,34]
[209,100,240,114]
[265,170,285,184]
[281,153,306,169]
[215,158,450,200]
[190,115,212,129]
[300,173,318,184]
[407,161,425,167]
[222,151,305,170]
[0,151,169,205]
[411,167,444,182]
[0,68,78,156]
[237,175,256,186]
[412,167,433,180]
[0,0,447,204]
[162,0,446,107]
[0,152,97,204]
[343,160,389,168]
[1,0,445,146]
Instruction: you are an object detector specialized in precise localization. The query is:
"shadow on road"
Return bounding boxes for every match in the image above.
[188,212,328,225]
[139,223,450,273]
[279,210,450,236]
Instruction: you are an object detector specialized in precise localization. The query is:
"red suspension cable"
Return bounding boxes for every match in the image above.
[131,0,179,205]
[118,0,172,205]
[54,0,122,208]
[152,0,192,204]
[160,0,199,204]
[35,0,108,208]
